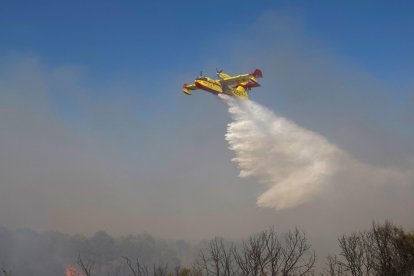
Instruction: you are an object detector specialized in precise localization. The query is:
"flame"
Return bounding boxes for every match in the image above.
[65,266,83,276]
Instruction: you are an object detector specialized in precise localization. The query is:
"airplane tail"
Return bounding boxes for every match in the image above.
[182,83,191,95]
[250,69,263,78]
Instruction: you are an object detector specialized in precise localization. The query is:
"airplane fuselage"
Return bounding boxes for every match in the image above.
[195,79,223,94]
[182,69,262,100]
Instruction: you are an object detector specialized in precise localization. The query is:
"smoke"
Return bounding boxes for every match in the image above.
[221,95,412,210]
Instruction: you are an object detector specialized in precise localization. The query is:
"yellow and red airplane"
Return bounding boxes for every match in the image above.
[182,69,263,100]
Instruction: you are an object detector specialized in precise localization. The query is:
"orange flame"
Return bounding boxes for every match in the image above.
[65,266,84,276]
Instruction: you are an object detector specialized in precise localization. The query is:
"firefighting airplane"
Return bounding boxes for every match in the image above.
[182,69,263,100]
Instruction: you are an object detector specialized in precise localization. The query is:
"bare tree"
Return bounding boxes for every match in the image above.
[122,256,149,276]
[280,228,316,276]
[324,221,414,276]
[196,227,315,276]
[369,221,414,275]
[233,228,282,275]
[77,252,95,276]
[324,255,346,276]
[337,233,366,276]
[197,238,238,276]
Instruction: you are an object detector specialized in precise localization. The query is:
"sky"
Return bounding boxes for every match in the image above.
[1,0,413,258]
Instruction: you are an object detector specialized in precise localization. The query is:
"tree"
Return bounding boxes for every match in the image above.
[324,221,414,276]
[77,253,94,276]
[197,238,238,276]
[122,256,149,276]
[195,227,315,276]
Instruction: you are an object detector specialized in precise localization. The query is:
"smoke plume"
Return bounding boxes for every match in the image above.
[222,95,347,209]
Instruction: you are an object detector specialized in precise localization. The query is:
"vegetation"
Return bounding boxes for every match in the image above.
[324,221,414,276]
[0,228,184,275]
[0,222,413,275]
[195,227,315,276]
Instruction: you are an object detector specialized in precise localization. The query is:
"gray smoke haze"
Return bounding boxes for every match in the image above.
[0,12,413,271]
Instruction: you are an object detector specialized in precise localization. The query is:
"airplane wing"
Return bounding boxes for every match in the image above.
[220,69,263,86]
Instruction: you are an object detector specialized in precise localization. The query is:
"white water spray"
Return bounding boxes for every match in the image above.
[221,95,346,210]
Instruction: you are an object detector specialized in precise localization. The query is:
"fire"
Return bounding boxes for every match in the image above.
[65,266,83,276]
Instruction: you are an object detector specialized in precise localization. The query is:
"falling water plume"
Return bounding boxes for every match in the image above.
[221,95,345,210]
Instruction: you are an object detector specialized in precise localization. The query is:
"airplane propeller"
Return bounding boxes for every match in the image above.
[216,68,223,74]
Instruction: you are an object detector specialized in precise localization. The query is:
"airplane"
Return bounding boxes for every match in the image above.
[182,69,263,100]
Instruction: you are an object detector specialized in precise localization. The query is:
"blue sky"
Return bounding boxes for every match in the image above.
[2,1,413,87]
[0,0,413,253]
